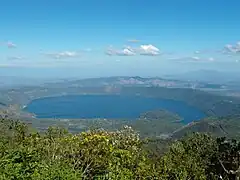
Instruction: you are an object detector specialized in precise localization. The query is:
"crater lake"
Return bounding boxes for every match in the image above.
[25,95,206,123]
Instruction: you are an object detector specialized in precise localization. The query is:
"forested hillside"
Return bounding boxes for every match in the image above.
[121,87,240,117]
[1,116,240,179]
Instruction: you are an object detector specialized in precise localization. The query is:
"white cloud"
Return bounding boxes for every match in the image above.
[191,56,200,60]
[105,46,136,56]
[6,41,17,48]
[237,42,240,48]
[105,47,116,56]
[105,44,160,56]
[44,51,79,59]
[139,44,160,56]
[224,44,235,52]
[223,42,240,54]
[116,48,136,56]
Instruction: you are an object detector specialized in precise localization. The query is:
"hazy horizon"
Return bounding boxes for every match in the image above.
[1,0,240,79]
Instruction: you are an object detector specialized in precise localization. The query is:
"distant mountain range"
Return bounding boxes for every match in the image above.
[1,69,240,88]
[165,70,240,84]
[2,73,239,98]
[0,76,65,89]
[40,76,226,91]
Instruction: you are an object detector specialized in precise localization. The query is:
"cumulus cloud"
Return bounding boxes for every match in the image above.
[224,44,235,53]
[44,51,79,59]
[139,44,160,56]
[116,48,136,56]
[105,44,160,56]
[6,41,17,48]
[105,46,136,56]
[223,42,240,54]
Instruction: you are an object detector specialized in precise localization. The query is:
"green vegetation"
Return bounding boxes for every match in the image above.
[1,116,240,179]
[17,109,183,138]
[2,82,240,119]
[172,115,240,140]
[1,79,240,179]
[121,87,240,116]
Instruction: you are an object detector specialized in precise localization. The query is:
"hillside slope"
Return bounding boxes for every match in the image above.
[172,115,240,139]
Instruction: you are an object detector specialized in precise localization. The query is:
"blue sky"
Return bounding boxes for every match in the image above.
[0,0,240,78]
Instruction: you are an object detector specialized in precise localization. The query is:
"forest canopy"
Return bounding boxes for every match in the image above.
[0,117,240,179]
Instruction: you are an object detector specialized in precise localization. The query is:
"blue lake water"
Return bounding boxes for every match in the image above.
[26,95,206,123]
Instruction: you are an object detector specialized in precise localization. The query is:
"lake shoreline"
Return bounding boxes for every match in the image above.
[25,94,206,124]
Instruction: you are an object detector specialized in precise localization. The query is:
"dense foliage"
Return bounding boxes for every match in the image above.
[1,117,240,179]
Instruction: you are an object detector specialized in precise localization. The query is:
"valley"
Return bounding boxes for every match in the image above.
[1,76,240,140]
